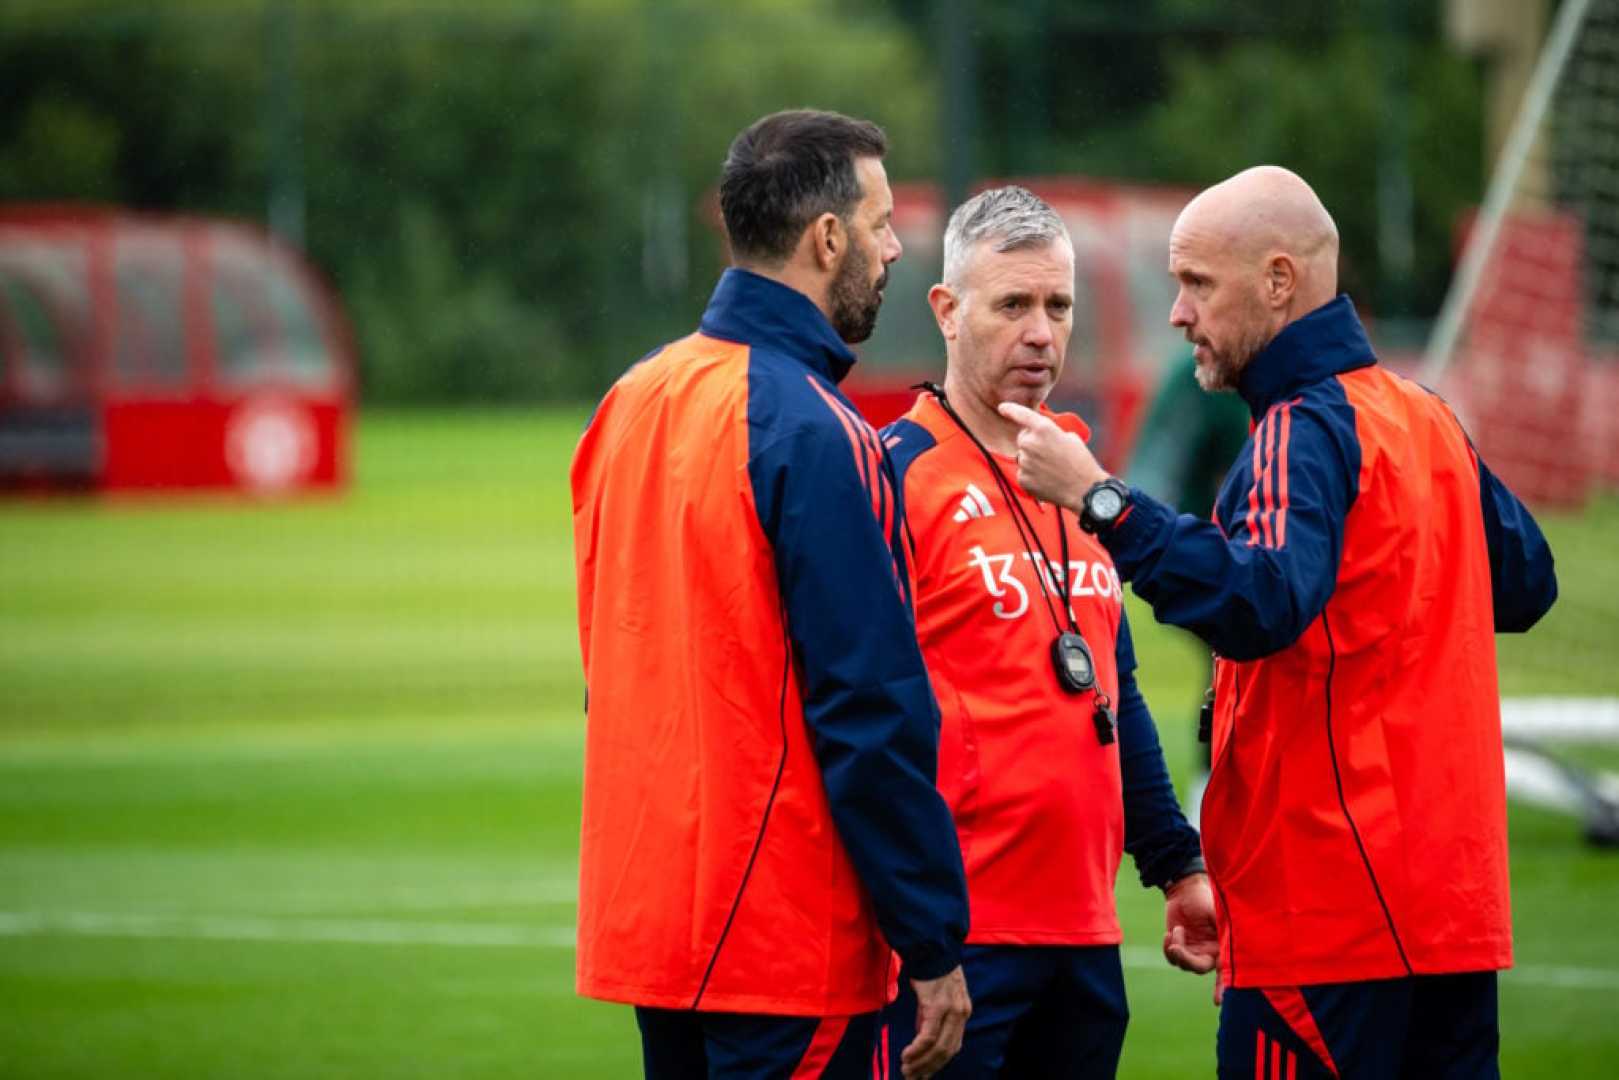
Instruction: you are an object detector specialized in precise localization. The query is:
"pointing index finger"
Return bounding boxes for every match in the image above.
[996,401,1046,430]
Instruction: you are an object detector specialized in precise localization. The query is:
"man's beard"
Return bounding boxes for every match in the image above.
[1193,348,1245,392]
[829,242,887,344]
[1193,302,1272,392]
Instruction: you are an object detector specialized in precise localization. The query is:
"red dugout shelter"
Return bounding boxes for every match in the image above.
[0,206,353,494]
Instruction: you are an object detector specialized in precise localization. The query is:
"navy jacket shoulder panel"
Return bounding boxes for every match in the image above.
[1214,375,1361,541]
[1106,374,1361,661]
[1237,295,1376,417]
[881,416,941,492]
[745,348,866,457]
[744,348,969,976]
[700,268,857,384]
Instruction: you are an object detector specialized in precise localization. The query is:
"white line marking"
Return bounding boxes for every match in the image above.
[3,914,1615,991]
[254,882,581,914]
[1502,964,1619,990]
[1501,697,1619,742]
[1119,947,1619,991]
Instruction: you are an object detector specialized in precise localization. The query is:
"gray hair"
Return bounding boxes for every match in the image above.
[941,185,1071,288]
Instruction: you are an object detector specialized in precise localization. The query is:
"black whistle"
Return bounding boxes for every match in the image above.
[1093,701,1116,746]
[1197,690,1214,745]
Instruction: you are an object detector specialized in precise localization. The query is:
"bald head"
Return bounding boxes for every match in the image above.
[1168,167,1342,392]
[1177,166,1339,304]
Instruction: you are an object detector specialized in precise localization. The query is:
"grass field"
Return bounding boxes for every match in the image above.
[1,409,1616,1078]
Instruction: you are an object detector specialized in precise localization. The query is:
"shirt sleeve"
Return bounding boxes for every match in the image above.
[1474,453,1558,632]
[749,418,969,980]
[1102,402,1358,661]
[1113,612,1203,889]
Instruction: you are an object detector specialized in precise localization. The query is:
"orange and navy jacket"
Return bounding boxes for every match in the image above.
[571,268,969,1015]
[883,393,1202,944]
[1099,296,1557,988]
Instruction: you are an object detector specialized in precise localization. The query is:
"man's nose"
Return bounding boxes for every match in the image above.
[883,226,902,265]
[1170,292,1193,328]
[1024,310,1054,348]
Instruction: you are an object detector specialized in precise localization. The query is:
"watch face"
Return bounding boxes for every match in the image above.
[1091,486,1125,520]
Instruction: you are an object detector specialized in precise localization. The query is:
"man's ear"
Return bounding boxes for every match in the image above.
[1265,253,1297,308]
[928,283,960,340]
[810,212,843,272]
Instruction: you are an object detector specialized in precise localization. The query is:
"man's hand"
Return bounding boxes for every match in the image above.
[996,401,1107,511]
[901,965,971,1079]
[1162,872,1219,978]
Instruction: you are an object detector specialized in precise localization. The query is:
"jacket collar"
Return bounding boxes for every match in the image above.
[914,387,1091,454]
[698,267,857,384]
[1237,294,1376,417]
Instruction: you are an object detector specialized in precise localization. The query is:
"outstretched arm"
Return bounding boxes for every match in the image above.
[1000,399,1356,661]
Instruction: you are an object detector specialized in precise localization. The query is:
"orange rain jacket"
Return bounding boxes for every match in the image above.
[1100,296,1557,988]
[571,269,968,1015]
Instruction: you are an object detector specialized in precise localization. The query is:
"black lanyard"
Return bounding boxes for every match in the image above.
[918,383,1116,743]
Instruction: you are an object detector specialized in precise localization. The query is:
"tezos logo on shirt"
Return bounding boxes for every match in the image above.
[965,545,1123,621]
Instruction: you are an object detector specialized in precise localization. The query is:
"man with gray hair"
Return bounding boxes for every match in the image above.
[878,186,1214,1077]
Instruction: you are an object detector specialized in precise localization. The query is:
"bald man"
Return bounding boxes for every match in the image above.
[1000,167,1557,1078]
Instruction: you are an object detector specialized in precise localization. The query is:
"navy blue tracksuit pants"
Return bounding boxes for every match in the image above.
[879,944,1128,1079]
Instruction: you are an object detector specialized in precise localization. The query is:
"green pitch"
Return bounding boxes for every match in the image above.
[0,410,1615,1077]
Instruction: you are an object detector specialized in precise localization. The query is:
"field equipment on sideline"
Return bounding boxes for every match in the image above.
[1426,0,1619,847]
[0,206,354,494]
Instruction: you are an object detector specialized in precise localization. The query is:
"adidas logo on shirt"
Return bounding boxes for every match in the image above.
[952,482,995,523]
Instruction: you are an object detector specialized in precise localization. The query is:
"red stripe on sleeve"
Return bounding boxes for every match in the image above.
[1260,408,1279,547]
[1274,403,1294,548]
[1244,414,1272,547]
[803,375,903,594]
[806,375,883,521]
[841,397,900,552]
[829,390,887,515]
[860,423,895,541]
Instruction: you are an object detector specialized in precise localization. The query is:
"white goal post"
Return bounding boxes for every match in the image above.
[1422,0,1619,508]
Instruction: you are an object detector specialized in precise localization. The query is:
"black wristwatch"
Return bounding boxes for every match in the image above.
[1079,478,1130,534]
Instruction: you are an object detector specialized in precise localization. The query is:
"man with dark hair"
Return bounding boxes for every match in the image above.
[572,109,971,1079]
[1001,166,1557,1078]
[881,186,1213,1078]
[719,110,893,344]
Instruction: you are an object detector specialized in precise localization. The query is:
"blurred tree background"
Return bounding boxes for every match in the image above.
[0,0,1485,402]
